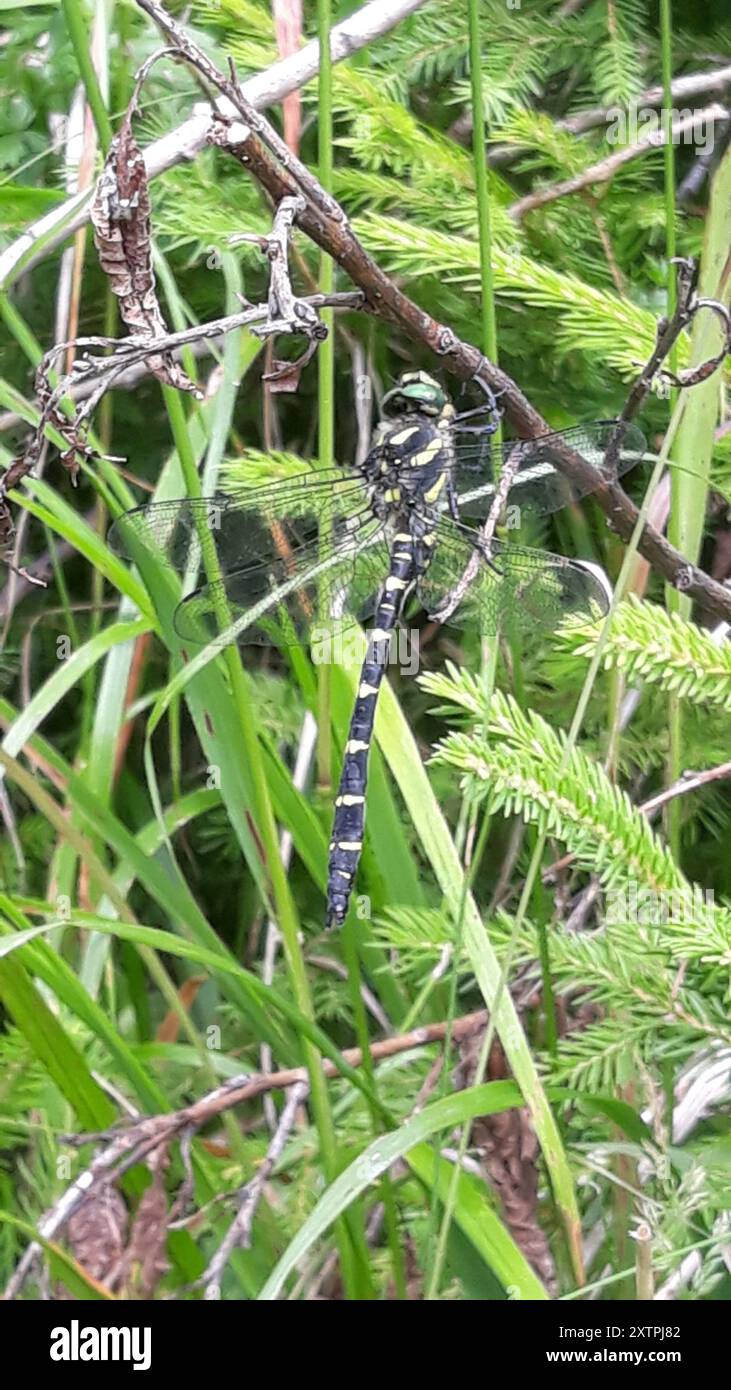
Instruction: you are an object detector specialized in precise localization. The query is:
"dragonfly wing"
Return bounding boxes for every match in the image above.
[107,470,369,575]
[449,421,647,519]
[108,470,387,649]
[173,519,393,649]
[417,521,610,636]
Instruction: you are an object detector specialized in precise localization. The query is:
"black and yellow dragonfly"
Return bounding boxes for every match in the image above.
[109,372,645,928]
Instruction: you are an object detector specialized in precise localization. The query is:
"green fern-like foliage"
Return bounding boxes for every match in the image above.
[488,910,731,1086]
[354,216,664,381]
[585,0,648,105]
[424,665,681,890]
[558,596,731,711]
[422,665,731,960]
[369,899,731,1090]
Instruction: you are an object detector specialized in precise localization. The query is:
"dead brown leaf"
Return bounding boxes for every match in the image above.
[91,77,201,398]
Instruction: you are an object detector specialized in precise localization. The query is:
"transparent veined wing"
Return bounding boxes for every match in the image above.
[173,520,395,649]
[416,518,611,636]
[445,420,647,520]
[107,469,370,575]
[108,468,395,648]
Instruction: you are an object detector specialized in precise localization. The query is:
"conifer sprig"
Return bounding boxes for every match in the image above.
[559,597,731,711]
[422,667,731,973]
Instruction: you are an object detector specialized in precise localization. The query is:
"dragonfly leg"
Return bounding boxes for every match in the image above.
[427,532,504,627]
[475,534,504,577]
[472,375,505,414]
[446,472,460,523]
[452,404,496,424]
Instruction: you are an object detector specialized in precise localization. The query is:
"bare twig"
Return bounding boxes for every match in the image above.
[137,0,345,225]
[638,759,731,818]
[508,104,729,221]
[200,1081,308,1297]
[613,259,705,431]
[0,337,225,433]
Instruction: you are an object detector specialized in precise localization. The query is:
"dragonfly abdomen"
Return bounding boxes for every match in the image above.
[325,536,416,929]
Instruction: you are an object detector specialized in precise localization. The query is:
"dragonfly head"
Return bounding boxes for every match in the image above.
[382,371,449,419]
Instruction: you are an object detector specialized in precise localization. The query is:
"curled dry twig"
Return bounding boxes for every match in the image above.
[90,48,202,400]
[618,258,731,428]
[230,193,329,387]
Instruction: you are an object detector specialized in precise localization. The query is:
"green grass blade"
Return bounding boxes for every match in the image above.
[0,953,115,1130]
[258,1080,545,1300]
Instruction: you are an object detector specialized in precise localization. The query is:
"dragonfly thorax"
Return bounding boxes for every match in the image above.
[363,407,455,533]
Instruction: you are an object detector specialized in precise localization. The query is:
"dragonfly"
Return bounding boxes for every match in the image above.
[109,371,646,928]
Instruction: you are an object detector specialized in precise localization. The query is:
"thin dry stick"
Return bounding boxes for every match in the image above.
[508,105,729,220]
[200,1080,308,1297]
[638,759,731,817]
[1,290,361,538]
[136,0,345,225]
[0,338,222,432]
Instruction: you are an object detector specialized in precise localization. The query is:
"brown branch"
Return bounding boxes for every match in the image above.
[230,193,329,383]
[213,118,731,624]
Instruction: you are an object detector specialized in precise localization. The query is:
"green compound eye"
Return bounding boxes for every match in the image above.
[382,373,448,417]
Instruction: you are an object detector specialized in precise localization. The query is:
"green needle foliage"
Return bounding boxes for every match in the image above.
[561,597,731,711]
